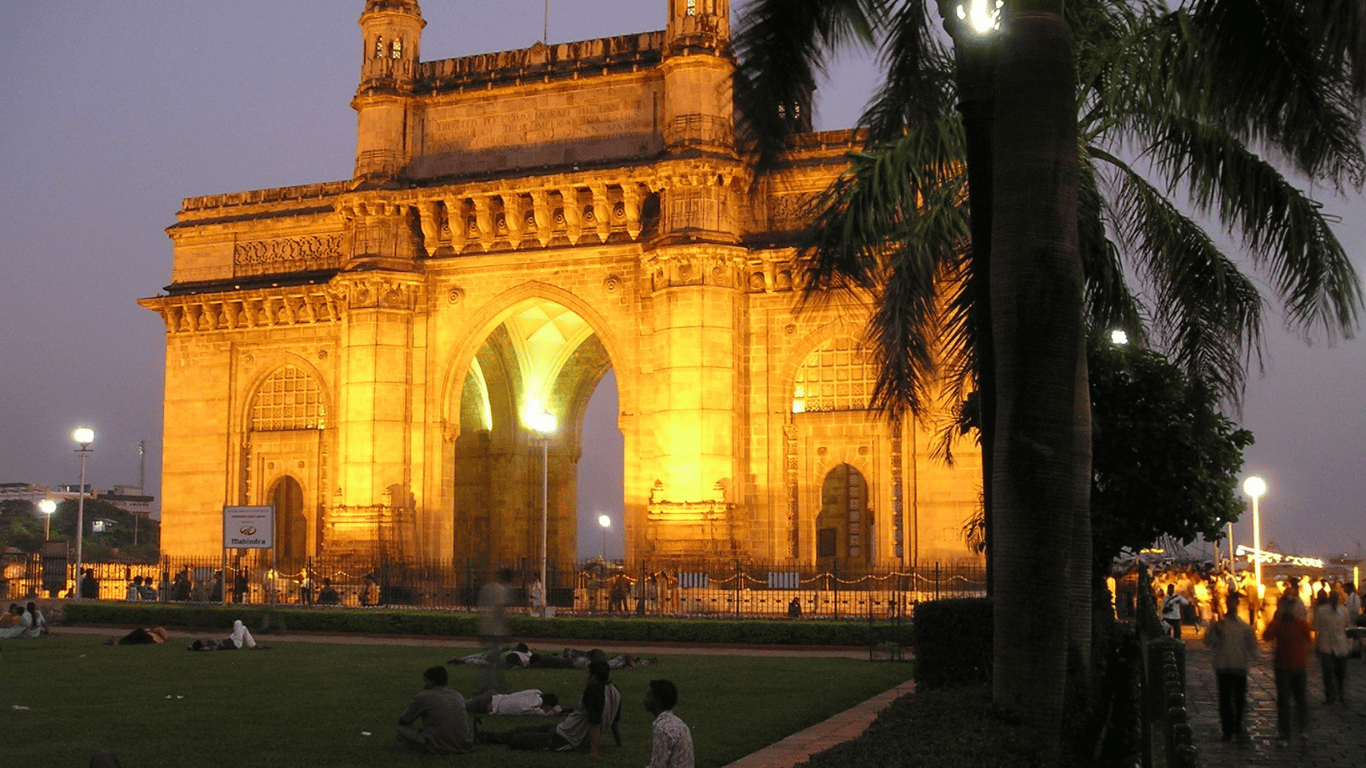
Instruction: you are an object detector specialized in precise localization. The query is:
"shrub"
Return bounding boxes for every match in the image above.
[913,597,991,689]
[62,602,912,646]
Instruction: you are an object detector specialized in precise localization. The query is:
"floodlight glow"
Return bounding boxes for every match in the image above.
[1111,329,1128,345]
[598,514,611,529]
[39,499,56,514]
[956,0,1004,36]
[73,427,94,445]
[531,410,558,436]
[1243,476,1266,498]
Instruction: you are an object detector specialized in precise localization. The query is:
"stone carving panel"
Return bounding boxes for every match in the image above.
[234,234,343,278]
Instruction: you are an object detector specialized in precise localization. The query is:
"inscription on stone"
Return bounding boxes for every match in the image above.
[426,94,653,152]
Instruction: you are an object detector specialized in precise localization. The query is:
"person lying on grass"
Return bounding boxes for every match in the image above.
[187,620,266,651]
[105,627,169,646]
[465,689,561,716]
[475,660,622,756]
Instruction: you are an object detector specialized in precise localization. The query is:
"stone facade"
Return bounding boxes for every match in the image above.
[139,0,983,571]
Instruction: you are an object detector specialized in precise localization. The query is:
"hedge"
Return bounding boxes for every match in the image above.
[62,602,913,647]
[913,597,991,689]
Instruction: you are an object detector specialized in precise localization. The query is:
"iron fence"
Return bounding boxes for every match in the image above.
[1,552,985,619]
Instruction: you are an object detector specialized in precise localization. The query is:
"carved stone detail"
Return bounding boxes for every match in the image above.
[233,234,344,278]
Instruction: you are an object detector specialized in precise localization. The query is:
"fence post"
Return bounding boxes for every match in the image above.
[934,562,941,601]
[833,560,839,620]
[735,560,742,619]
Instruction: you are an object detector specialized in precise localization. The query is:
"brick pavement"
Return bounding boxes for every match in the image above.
[1184,629,1366,767]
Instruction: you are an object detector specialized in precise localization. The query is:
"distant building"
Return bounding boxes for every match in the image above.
[0,482,156,518]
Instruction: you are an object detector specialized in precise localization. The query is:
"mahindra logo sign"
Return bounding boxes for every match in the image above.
[239,526,257,536]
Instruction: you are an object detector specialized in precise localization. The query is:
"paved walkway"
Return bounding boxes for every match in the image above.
[1184,630,1366,767]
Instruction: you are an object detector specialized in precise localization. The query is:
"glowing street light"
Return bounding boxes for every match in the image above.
[1243,475,1267,588]
[956,0,1004,35]
[531,410,557,610]
[1110,329,1129,345]
[598,514,611,562]
[72,427,94,599]
[38,498,56,540]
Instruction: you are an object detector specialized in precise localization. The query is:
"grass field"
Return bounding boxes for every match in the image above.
[2,636,913,767]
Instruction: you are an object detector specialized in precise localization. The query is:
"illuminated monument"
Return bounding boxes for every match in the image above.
[140,0,982,571]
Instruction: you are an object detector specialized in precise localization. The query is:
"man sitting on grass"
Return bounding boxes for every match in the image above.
[395,665,474,755]
[475,660,622,756]
[644,679,694,768]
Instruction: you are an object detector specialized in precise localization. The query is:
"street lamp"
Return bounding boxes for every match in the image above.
[38,498,56,540]
[937,0,1004,589]
[73,427,94,599]
[598,514,611,562]
[531,411,557,609]
[1243,475,1267,588]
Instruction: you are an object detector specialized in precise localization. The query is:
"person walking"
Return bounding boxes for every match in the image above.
[1204,593,1258,741]
[1263,603,1314,745]
[477,568,513,693]
[1312,591,1351,704]
[1161,584,1190,640]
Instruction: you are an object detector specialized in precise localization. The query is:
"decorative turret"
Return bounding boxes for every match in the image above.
[666,0,730,53]
[661,0,734,152]
[353,0,426,181]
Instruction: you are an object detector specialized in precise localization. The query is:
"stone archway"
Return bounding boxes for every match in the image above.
[815,463,872,568]
[450,296,616,575]
[268,475,307,567]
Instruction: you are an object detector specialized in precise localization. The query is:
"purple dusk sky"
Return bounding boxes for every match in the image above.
[1,2,1362,562]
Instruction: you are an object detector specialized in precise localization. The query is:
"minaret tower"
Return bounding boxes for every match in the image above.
[662,0,733,153]
[352,0,425,181]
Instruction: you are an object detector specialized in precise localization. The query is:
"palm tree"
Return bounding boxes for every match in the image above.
[734,0,1366,747]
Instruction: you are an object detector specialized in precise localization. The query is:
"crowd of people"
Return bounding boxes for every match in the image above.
[1136,564,1365,748]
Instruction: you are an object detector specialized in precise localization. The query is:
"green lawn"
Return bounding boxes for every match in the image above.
[1,637,912,767]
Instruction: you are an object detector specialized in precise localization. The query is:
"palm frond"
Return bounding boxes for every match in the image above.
[733,0,890,165]
[858,2,956,142]
[1097,150,1264,403]
[796,119,971,419]
[1183,0,1366,186]
[1078,146,1143,341]
[1147,116,1364,340]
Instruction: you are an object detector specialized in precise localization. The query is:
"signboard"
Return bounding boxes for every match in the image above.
[223,506,274,549]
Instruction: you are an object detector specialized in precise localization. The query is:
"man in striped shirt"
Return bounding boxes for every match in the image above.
[644,679,694,768]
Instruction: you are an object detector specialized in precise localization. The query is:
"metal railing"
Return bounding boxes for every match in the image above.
[2,553,985,619]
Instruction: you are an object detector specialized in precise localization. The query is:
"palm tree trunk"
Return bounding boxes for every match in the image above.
[988,3,1088,753]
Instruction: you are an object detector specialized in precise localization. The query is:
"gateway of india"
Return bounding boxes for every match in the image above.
[139,0,982,574]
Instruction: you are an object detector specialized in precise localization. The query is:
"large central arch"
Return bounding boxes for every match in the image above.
[444,284,628,572]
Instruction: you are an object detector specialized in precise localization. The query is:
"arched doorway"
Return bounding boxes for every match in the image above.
[452,297,616,576]
[815,464,871,568]
[268,475,306,567]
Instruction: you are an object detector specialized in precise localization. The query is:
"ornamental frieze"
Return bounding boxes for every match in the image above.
[234,234,343,278]
[769,192,821,231]
[146,290,342,336]
[329,275,424,312]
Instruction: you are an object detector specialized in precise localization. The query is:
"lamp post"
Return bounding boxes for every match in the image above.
[72,427,94,599]
[531,411,557,607]
[39,498,56,541]
[938,0,1003,590]
[1243,475,1267,588]
[598,514,611,562]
